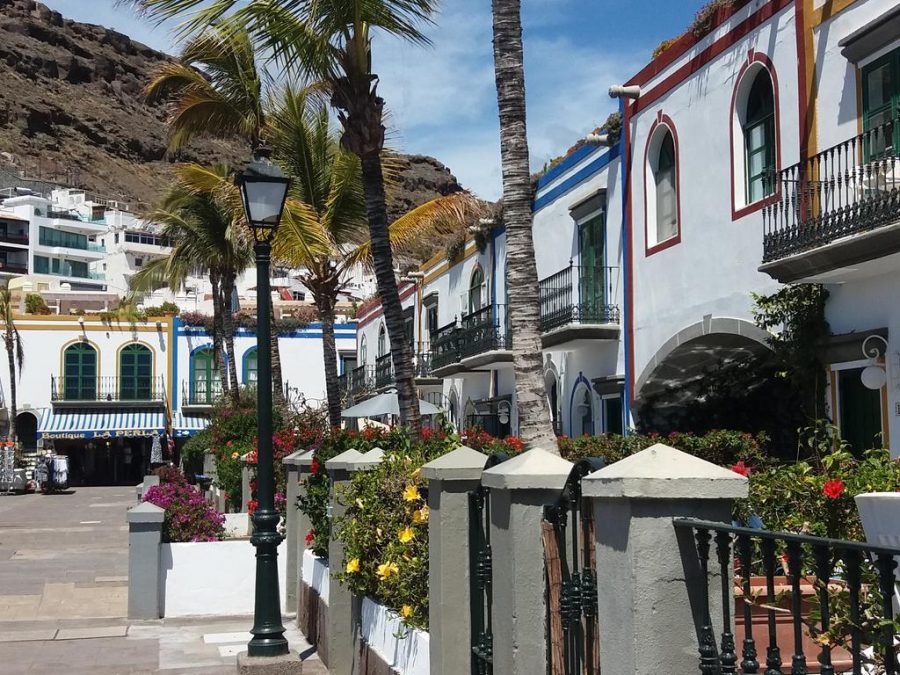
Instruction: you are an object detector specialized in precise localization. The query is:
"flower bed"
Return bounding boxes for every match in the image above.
[143,471,225,542]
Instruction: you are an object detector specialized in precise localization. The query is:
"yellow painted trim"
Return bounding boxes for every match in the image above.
[423,243,481,286]
[803,0,819,159]
[9,324,164,333]
[114,340,157,385]
[418,234,475,274]
[59,337,103,384]
[10,314,174,322]
[416,284,423,345]
[167,319,174,418]
[811,0,862,26]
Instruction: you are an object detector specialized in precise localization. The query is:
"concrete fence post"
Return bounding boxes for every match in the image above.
[581,443,749,674]
[482,447,574,675]
[422,445,489,675]
[324,448,365,675]
[240,453,252,514]
[282,449,312,615]
[127,502,165,620]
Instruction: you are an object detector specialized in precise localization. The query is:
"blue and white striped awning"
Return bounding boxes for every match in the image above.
[38,409,166,440]
[173,412,210,438]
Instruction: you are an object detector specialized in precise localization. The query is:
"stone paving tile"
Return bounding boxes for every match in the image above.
[0,628,57,642]
[56,625,129,640]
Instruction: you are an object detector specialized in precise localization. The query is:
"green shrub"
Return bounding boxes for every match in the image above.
[25,293,50,315]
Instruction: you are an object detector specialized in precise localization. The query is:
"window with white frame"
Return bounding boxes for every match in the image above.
[645,122,680,250]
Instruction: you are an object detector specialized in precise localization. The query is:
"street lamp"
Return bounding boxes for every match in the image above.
[235,150,291,659]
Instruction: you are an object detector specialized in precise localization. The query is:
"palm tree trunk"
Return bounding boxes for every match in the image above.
[269,301,284,405]
[359,153,420,431]
[210,272,228,398]
[5,330,15,442]
[491,0,557,452]
[221,273,240,403]
[316,292,342,428]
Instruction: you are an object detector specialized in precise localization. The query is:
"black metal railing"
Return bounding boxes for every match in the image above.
[539,263,620,333]
[51,375,166,402]
[544,459,605,675]
[431,320,460,371]
[348,365,374,398]
[470,453,510,674]
[182,379,224,406]
[337,372,348,397]
[675,518,900,675]
[763,113,900,262]
[415,350,434,378]
[458,304,510,359]
[375,352,393,389]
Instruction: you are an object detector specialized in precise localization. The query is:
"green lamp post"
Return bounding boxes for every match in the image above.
[235,150,291,658]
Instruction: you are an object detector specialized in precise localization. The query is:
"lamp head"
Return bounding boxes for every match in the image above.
[235,147,291,242]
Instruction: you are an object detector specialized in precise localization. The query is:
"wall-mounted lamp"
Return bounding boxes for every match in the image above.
[861,334,889,390]
[585,133,614,146]
[608,84,642,100]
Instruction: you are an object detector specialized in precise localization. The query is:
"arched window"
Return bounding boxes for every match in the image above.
[359,335,368,365]
[571,383,594,437]
[119,344,152,400]
[191,347,220,404]
[744,68,776,203]
[377,324,387,357]
[468,266,485,314]
[655,131,678,244]
[243,348,259,385]
[448,390,460,430]
[63,342,97,401]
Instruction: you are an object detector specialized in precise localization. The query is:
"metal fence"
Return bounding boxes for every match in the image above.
[539,263,620,333]
[51,375,166,402]
[675,518,900,675]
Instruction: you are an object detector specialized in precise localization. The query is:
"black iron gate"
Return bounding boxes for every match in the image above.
[469,453,509,675]
[543,458,605,675]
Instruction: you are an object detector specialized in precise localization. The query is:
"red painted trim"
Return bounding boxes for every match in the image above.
[630,0,793,116]
[357,283,416,329]
[643,113,682,257]
[624,100,635,407]
[729,52,783,221]
[628,0,792,88]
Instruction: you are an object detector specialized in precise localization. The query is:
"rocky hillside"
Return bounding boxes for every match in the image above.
[0,0,462,220]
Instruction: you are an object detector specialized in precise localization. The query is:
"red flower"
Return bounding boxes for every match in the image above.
[310,457,320,476]
[420,427,434,441]
[305,530,314,546]
[730,461,751,477]
[504,436,525,453]
[227,440,233,447]
[247,499,259,515]
[823,479,845,500]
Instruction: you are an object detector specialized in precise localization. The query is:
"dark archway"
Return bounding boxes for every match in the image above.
[16,411,38,452]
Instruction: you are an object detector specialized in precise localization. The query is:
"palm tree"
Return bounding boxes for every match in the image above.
[127,0,441,430]
[490,0,557,451]
[130,164,256,403]
[145,24,287,399]
[0,289,23,443]
[268,86,478,427]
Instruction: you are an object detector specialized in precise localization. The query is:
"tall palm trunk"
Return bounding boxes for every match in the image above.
[315,288,341,427]
[491,0,557,452]
[5,329,15,442]
[270,302,284,405]
[210,271,229,398]
[360,154,420,431]
[221,272,240,403]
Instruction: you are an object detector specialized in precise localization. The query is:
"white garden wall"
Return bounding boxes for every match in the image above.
[159,540,287,617]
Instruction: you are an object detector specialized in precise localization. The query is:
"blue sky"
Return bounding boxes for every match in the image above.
[43,1,703,200]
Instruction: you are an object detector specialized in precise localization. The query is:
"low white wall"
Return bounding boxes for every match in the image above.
[301,548,330,605]
[159,540,287,617]
[360,597,429,675]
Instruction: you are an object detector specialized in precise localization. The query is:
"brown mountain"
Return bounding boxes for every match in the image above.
[0,0,462,221]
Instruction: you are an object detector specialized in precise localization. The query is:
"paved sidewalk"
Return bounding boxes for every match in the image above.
[0,616,327,674]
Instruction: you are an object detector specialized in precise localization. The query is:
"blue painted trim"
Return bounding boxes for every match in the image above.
[619,97,632,436]
[177,329,356,340]
[535,143,600,190]
[568,373,593,437]
[533,145,620,214]
[172,316,180,410]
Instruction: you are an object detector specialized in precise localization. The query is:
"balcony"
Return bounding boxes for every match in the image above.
[0,232,28,246]
[375,352,393,389]
[51,375,166,407]
[760,114,900,283]
[538,263,620,348]
[0,261,28,275]
[347,365,375,400]
[430,305,512,377]
[181,380,224,408]
[372,345,441,390]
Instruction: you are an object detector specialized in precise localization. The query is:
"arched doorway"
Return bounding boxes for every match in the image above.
[15,411,37,451]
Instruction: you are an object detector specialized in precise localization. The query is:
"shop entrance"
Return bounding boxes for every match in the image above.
[48,436,153,486]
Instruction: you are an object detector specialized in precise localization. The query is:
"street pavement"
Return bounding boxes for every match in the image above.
[0,486,326,674]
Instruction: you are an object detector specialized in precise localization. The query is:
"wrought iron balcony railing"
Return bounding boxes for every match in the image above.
[415,350,435,379]
[430,320,460,371]
[538,263,620,333]
[763,112,900,262]
[348,365,375,398]
[51,375,166,403]
[182,379,224,406]
[458,304,511,359]
[375,352,393,389]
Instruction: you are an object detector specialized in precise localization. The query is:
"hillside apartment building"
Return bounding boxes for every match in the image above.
[352,0,900,454]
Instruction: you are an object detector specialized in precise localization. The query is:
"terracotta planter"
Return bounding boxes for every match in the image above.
[734,576,852,674]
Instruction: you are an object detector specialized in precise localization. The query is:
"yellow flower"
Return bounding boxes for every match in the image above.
[401,605,413,619]
[376,561,399,580]
[356,498,365,509]
[402,485,420,502]
[346,558,361,574]
[231,451,240,460]
[411,467,422,480]
[412,506,429,524]
[398,527,415,543]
